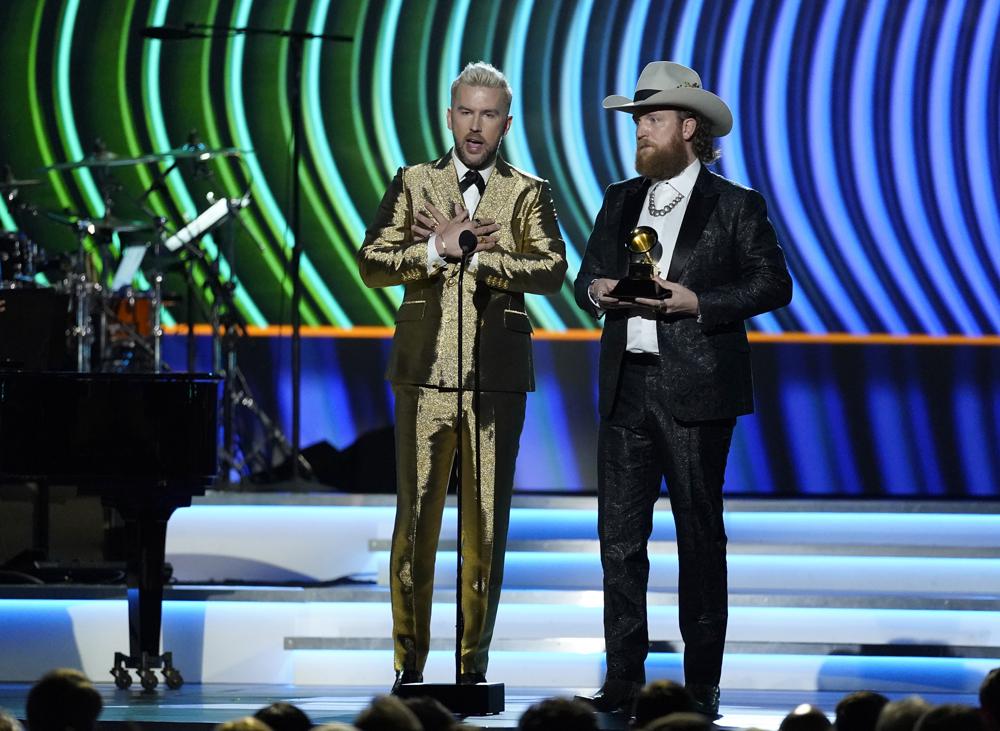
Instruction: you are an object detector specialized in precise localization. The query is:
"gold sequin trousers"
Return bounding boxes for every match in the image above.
[390,383,526,676]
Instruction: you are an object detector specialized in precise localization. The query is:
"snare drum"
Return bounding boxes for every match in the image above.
[0,231,37,285]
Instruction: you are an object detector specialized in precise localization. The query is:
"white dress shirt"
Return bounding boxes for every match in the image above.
[625,158,701,353]
[426,151,494,274]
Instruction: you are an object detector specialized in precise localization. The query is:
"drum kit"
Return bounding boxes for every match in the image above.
[0,141,245,373]
[1,139,307,484]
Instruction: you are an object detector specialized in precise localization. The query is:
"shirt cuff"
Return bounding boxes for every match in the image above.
[426,235,446,274]
[587,279,601,308]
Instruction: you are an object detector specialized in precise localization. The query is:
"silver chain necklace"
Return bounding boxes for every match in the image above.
[647,181,684,217]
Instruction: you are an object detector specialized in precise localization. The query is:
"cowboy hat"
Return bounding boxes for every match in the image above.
[603,61,733,136]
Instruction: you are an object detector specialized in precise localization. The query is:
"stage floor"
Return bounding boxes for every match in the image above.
[0,683,980,730]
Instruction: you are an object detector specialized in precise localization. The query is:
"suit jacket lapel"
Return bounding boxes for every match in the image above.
[620,178,651,240]
[429,152,463,215]
[475,156,516,230]
[607,178,650,276]
[665,167,719,282]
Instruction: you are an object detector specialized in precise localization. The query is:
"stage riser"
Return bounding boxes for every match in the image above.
[1,599,998,689]
[370,551,1000,595]
[164,504,1000,584]
[289,651,999,693]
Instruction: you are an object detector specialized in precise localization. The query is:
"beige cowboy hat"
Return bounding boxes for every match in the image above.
[603,61,733,136]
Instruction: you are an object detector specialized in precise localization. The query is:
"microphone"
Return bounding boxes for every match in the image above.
[140,26,194,40]
[458,229,477,255]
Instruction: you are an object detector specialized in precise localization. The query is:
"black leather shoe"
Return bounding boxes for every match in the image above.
[458,672,487,684]
[576,679,641,714]
[390,669,423,694]
[687,683,721,719]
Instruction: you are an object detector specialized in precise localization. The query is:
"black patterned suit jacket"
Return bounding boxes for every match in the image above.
[574,166,793,421]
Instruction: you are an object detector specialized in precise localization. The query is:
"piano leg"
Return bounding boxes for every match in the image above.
[127,511,167,659]
[109,502,186,692]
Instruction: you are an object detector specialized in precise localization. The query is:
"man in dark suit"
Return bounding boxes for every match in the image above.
[358,61,566,691]
[574,61,793,718]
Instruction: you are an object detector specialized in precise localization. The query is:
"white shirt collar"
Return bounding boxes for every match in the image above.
[451,149,495,185]
[651,157,701,197]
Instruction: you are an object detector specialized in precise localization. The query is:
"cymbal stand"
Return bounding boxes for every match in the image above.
[150,218,167,372]
[70,219,98,372]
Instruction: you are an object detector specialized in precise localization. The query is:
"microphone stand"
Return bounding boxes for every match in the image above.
[140,22,351,487]
[455,248,468,685]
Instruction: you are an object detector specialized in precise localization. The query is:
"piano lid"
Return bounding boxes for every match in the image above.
[0,371,221,490]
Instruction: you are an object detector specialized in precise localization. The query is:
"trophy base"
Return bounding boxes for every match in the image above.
[609,278,672,301]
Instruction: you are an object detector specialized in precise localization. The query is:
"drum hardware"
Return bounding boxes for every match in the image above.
[43,142,245,174]
[1,165,47,287]
[65,218,104,372]
[170,192,308,484]
[44,211,154,235]
[1,164,41,193]
[0,231,39,287]
[40,142,163,172]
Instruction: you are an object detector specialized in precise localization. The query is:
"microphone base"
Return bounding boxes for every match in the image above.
[394,681,505,716]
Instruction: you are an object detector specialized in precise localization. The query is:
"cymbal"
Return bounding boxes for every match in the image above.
[44,211,153,233]
[157,145,247,161]
[42,151,163,172]
[41,147,250,173]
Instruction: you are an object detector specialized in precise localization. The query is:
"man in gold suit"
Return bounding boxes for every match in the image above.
[358,61,566,691]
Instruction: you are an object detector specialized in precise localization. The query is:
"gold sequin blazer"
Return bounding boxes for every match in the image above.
[358,153,567,393]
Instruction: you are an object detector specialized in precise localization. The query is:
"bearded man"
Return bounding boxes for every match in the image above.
[358,61,566,691]
[574,62,793,718]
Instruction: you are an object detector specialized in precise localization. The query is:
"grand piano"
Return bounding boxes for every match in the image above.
[0,370,220,691]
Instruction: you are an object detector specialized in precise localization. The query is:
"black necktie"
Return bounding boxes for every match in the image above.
[459,169,486,197]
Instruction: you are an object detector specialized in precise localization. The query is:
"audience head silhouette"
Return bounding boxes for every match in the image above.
[633,680,696,729]
[254,701,313,731]
[981,667,1000,731]
[642,711,714,731]
[913,704,985,731]
[876,697,933,731]
[215,717,273,731]
[518,697,597,731]
[780,704,832,731]
[836,691,890,731]
[25,669,102,731]
[0,709,24,731]
[354,695,421,731]
[401,696,456,731]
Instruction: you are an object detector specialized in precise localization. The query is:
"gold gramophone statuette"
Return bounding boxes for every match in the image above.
[627,226,658,279]
[607,226,671,300]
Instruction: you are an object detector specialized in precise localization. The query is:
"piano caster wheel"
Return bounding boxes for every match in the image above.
[111,667,132,690]
[140,669,158,692]
[163,668,184,690]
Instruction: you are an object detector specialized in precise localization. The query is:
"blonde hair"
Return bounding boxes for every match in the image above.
[450,61,512,114]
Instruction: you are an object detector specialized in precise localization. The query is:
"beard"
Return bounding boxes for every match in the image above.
[635,134,690,180]
[454,135,502,171]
